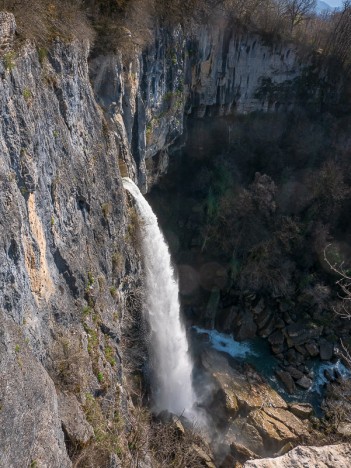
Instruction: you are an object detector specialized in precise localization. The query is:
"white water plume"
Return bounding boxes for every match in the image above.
[122,177,196,416]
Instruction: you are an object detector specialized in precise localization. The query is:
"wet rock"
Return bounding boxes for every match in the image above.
[285,348,297,363]
[248,409,296,445]
[262,407,309,438]
[319,339,334,361]
[257,309,273,330]
[296,376,312,389]
[253,298,265,315]
[284,323,322,347]
[288,403,313,419]
[260,317,276,338]
[221,306,240,331]
[275,318,286,329]
[202,349,287,415]
[272,344,285,355]
[285,366,304,381]
[268,330,285,346]
[324,369,334,382]
[276,370,296,394]
[248,407,308,448]
[294,345,307,356]
[237,312,257,341]
[230,442,258,461]
[305,341,319,357]
[191,444,216,468]
[282,311,293,325]
[227,419,264,456]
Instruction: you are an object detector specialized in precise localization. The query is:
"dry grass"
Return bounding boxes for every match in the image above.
[2,0,94,46]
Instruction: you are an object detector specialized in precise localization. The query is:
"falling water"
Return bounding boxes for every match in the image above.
[122,177,196,416]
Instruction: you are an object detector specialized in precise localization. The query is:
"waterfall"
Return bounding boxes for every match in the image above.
[122,177,196,416]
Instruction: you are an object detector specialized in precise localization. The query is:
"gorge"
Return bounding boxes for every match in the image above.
[0,1,350,467]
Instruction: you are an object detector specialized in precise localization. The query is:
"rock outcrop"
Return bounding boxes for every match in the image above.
[201,350,311,457]
[244,443,351,467]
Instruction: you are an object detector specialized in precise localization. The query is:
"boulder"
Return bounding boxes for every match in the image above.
[305,341,319,357]
[191,444,216,468]
[201,349,287,414]
[248,409,296,445]
[237,312,257,341]
[256,308,273,330]
[276,370,296,394]
[262,407,309,438]
[294,345,307,356]
[253,298,265,315]
[282,311,293,325]
[284,323,322,347]
[275,442,294,456]
[288,403,313,419]
[285,366,304,381]
[230,442,258,461]
[244,443,351,468]
[260,317,276,338]
[319,339,334,361]
[336,423,351,438]
[285,348,297,363]
[271,344,285,355]
[275,318,286,329]
[296,376,312,390]
[324,368,334,382]
[268,330,285,346]
[248,406,309,448]
[227,419,264,456]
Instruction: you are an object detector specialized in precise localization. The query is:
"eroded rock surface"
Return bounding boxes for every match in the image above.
[201,350,312,456]
[244,443,351,468]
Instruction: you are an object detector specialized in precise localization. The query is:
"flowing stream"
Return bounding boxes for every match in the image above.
[122,178,196,416]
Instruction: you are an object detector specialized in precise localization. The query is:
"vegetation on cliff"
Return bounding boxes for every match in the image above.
[2,0,351,76]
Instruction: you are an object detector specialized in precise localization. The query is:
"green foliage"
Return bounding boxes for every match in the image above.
[3,52,15,71]
[37,47,48,65]
[109,286,117,298]
[22,88,32,102]
[82,305,93,317]
[104,344,116,366]
[101,202,112,219]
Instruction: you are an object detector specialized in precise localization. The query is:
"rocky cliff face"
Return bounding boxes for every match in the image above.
[0,13,142,467]
[0,11,318,467]
[91,20,302,191]
[244,443,351,467]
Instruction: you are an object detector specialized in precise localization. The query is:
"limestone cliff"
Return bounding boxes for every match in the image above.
[0,10,328,467]
[244,443,351,467]
[91,21,303,191]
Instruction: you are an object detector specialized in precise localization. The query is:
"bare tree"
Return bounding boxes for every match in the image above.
[324,244,351,367]
[279,0,317,31]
